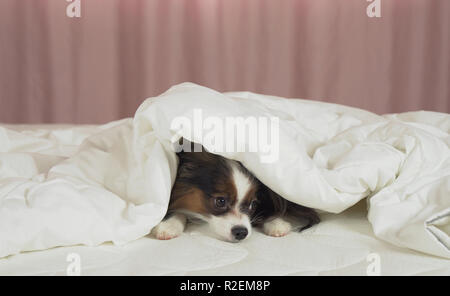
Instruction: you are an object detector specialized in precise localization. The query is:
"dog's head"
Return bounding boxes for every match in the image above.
[169,145,264,242]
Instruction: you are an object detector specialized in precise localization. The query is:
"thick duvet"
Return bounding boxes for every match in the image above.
[0,83,449,259]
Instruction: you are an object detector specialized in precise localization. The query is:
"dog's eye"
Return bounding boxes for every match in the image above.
[214,197,227,209]
[249,200,258,210]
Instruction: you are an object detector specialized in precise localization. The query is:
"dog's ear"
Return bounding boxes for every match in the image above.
[285,199,320,231]
[175,137,204,154]
[252,183,287,225]
[175,137,220,165]
[253,182,320,231]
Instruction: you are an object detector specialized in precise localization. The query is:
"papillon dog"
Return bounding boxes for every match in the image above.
[152,143,320,242]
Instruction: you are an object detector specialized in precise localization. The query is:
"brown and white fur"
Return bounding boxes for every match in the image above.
[152,145,320,242]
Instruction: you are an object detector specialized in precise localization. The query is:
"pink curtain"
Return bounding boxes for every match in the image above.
[0,0,449,124]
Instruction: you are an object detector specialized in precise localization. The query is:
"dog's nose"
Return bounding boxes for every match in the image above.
[231,226,248,240]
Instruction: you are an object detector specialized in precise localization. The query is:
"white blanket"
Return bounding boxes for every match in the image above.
[1,83,449,259]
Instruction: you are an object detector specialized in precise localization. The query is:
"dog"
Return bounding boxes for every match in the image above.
[152,143,320,242]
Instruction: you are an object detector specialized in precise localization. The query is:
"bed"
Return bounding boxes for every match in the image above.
[1,83,449,275]
[0,200,448,276]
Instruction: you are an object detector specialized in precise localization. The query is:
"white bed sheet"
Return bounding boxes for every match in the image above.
[1,200,448,276]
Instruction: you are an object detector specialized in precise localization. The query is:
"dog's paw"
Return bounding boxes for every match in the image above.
[263,217,292,237]
[152,215,186,240]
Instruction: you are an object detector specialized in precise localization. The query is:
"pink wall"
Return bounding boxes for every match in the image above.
[0,0,449,124]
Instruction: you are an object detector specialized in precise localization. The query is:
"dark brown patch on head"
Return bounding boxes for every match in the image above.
[169,143,240,216]
[170,187,208,214]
